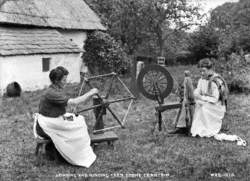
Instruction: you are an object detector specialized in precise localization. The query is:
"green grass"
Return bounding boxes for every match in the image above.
[0,65,250,181]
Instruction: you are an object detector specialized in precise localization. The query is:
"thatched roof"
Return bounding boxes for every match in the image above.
[0,27,82,56]
[0,0,106,30]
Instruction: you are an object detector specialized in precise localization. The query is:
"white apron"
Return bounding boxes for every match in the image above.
[191,78,226,137]
[191,100,225,137]
[34,113,96,167]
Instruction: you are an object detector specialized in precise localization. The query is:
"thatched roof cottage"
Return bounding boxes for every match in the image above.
[0,0,105,95]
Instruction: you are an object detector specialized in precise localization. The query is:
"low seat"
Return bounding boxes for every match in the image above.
[33,113,57,162]
[35,138,51,156]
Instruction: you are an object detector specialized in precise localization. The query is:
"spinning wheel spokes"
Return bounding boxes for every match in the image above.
[143,71,168,95]
[137,64,174,101]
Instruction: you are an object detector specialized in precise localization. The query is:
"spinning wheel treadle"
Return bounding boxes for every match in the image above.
[137,64,174,101]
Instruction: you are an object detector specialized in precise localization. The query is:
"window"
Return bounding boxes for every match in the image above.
[42,57,51,72]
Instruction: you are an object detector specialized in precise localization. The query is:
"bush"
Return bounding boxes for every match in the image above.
[175,51,195,65]
[214,53,250,93]
[83,31,129,74]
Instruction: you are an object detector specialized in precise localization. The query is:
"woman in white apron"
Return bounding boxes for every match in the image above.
[191,58,227,137]
[36,66,98,167]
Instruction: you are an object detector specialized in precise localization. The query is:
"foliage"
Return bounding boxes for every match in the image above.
[233,26,250,52]
[214,54,250,92]
[86,0,201,58]
[209,0,250,56]
[86,0,250,68]
[204,0,250,92]
[210,0,250,31]
[175,50,193,65]
[187,0,250,70]
[210,2,236,30]
[141,0,201,56]
[163,30,191,64]
[187,25,220,63]
[110,0,148,55]
[86,0,147,55]
[83,31,129,74]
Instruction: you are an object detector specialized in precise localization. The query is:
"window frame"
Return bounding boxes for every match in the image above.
[42,57,51,72]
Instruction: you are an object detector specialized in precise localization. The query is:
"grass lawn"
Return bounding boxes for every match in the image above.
[0,65,249,181]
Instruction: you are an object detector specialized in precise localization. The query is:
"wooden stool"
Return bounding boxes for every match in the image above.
[35,138,51,162]
[35,138,60,163]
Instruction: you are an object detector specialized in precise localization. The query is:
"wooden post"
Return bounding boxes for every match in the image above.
[130,55,139,97]
[93,96,105,134]
[158,111,162,131]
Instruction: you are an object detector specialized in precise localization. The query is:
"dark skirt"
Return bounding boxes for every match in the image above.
[36,122,50,139]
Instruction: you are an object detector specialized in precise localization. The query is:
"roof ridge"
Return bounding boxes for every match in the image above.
[0,0,106,30]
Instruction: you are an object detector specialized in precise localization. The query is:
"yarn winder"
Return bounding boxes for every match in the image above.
[76,72,135,147]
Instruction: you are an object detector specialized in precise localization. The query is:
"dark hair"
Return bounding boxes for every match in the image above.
[198,58,213,69]
[49,66,69,84]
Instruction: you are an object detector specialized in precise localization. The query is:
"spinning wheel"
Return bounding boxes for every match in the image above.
[137,64,174,103]
[137,64,184,132]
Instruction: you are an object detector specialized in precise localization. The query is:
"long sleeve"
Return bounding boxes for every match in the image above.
[39,86,70,117]
[201,81,219,103]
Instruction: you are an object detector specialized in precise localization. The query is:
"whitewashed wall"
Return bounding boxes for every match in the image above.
[58,30,88,72]
[0,53,81,95]
[58,30,87,52]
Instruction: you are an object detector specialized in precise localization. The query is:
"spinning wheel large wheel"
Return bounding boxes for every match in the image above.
[137,64,174,101]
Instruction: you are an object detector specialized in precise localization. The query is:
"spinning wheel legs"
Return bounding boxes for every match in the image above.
[151,111,162,133]
[153,111,163,132]
[151,102,182,133]
[151,111,167,133]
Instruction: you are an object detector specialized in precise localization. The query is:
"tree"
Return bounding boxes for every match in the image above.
[210,2,236,31]
[209,0,250,55]
[111,0,148,55]
[86,0,147,55]
[206,0,250,92]
[141,0,201,56]
[86,0,201,57]
[188,24,220,63]
[83,31,129,74]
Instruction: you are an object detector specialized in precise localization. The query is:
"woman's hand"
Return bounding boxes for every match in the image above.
[196,99,206,106]
[194,93,203,100]
[89,88,99,96]
[68,88,99,106]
